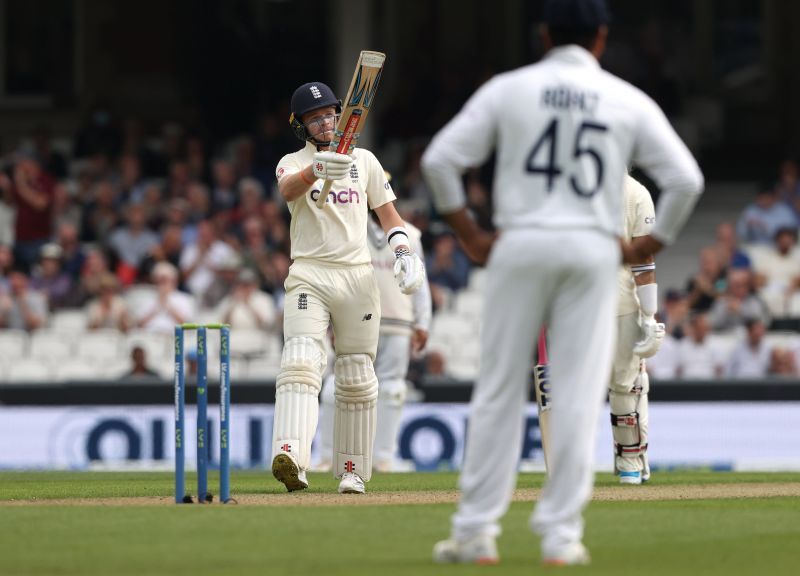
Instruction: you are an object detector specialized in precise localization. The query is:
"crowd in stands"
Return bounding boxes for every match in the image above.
[649,159,800,378]
[1,112,800,381]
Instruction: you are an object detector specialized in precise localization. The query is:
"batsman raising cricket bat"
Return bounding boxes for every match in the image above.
[315,50,385,208]
[271,55,425,495]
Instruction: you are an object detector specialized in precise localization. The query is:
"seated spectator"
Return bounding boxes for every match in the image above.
[138,223,184,284]
[55,221,87,282]
[179,219,237,302]
[425,232,471,294]
[86,273,130,332]
[775,159,800,214]
[713,221,751,270]
[751,227,800,317]
[768,347,798,377]
[725,318,771,378]
[736,186,797,245]
[676,313,726,379]
[211,159,238,214]
[108,202,160,285]
[708,268,770,332]
[685,247,726,312]
[660,288,689,339]
[214,268,277,331]
[119,345,159,380]
[81,179,121,244]
[0,271,49,331]
[204,254,242,309]
[29,243,73,310]
[136,262,195,333]
[71,247,112,307]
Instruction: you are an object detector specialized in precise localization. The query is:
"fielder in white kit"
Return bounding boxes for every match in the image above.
[421,0,703,565]
[612,175,665,485]
[272,81,424,495]
[319,212,433,472]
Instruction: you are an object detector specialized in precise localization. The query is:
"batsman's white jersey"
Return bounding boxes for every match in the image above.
[617,176,656,317]
[277,142,395,264]
[422,45,703,557]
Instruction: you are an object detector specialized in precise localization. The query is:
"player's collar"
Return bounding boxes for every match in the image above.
[545,45,600,69]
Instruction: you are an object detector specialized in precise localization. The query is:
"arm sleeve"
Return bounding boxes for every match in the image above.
[421,79,499,214]
[363,150,396,210]
[631,95,705,245]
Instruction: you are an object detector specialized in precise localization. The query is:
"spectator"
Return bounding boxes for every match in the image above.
[751,227,800,317]
[768,347,798,377]
[186,134,208,182]
[118,154,146,203]
[186,181,211,223]
[725,318,771,378]
[136,262,195,333]
[0,271,49,331]
[138,223,184,282]
[708,268,771,332]
[0,244,14,293]
[660,288,689,339]
[81,179,121,244]
[4,156,56,271]
[230,178,264,232]
[119,345,159,380]
[86,273,130,332]
[775,160,800,213]
[72,247,112,306]
[211,159,237,213]
[0,179,14,247]
[685,247,725,312]
[167,160,190,200]
[55,221,86,283]
[676,313,726,379]
[29,243,73,310]
[713,221,751,270]
[108,202,160,284]
[51,181,83,233]
[32,125,68,179]
[214,268,277,331]
[179,219,237,302]
[203,254,242,309]
[736,186,797,245]
[425,232,471,293]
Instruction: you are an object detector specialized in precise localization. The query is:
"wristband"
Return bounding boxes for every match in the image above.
[387,226,410,252]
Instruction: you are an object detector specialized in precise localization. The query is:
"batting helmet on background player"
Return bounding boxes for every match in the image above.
[289,82,342,143]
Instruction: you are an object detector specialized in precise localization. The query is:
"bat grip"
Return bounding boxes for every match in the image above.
[316,179,333,208]
[537,326,548,365]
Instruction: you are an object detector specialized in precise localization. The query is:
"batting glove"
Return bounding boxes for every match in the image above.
[633,315,665,358]
[312,151,353,181]
[393,249,425,295]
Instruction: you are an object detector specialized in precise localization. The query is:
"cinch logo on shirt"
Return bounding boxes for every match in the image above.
[310,188,361,204]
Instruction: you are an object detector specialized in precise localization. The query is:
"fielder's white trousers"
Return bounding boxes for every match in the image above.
[451,228,619,555]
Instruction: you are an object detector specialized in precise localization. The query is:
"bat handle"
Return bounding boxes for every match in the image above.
[315,179,333,209]
[537,326,548,365]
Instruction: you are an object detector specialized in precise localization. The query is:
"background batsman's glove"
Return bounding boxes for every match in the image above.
[312,151,353,181]
[633,315,665,358]
[393,249,424,295]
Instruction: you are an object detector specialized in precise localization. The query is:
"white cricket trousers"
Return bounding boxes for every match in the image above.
[452,228,619,554]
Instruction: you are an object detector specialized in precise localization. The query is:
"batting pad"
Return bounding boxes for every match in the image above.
[272,337,326,470]
[334,354,379,481]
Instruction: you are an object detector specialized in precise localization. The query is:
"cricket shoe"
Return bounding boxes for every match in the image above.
[432,534,499,565]
[272,452,309,492]
[619,470,642,485]
[338,472,365,494]
[542,542,591,567]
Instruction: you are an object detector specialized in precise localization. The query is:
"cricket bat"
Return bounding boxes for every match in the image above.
[316,50,386,208]
[533,326,552,472]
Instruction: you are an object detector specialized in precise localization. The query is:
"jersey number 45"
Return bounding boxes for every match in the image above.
[526,118,608,197]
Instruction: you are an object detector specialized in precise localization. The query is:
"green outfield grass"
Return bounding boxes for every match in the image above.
[0,471,798,575]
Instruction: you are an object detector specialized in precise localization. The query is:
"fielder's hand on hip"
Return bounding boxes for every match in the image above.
[312,151,353,181]
[394,249,425,295]
[634,315,666,358]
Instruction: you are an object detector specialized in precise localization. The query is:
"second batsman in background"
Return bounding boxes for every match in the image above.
[611,175,665,485]
[319,172,433,473]
[421,0,703,567]
[271,82,425,495]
